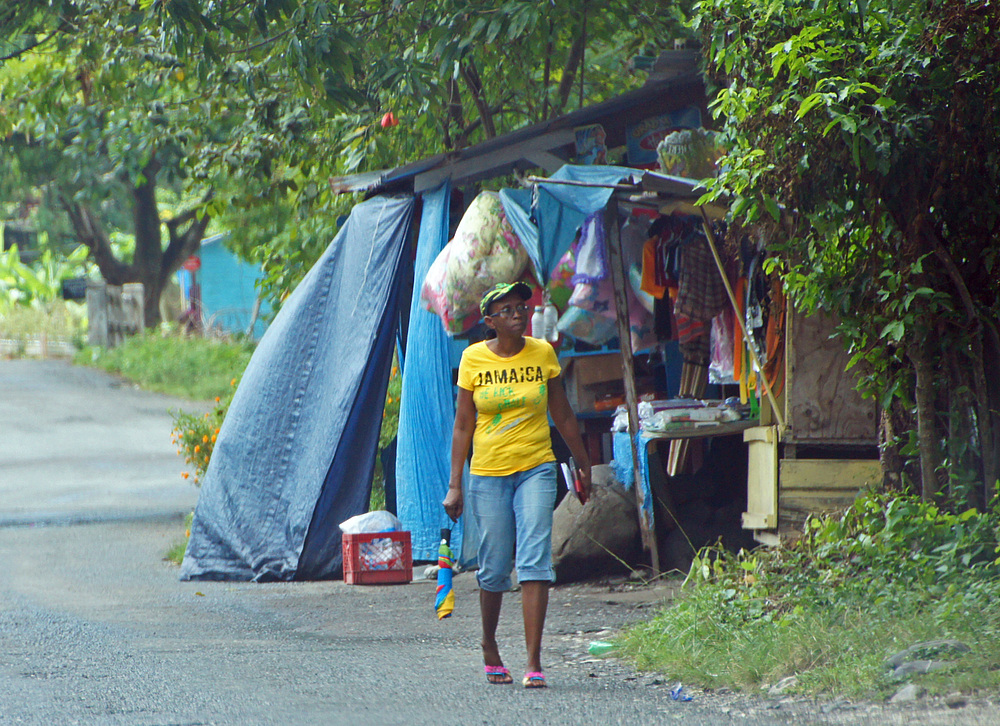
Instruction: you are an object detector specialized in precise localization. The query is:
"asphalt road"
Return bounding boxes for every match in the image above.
[1,358,996,725]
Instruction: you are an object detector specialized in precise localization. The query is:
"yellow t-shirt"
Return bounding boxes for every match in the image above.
[457,337,562,476]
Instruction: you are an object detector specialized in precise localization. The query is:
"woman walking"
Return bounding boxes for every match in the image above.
[443,281,592,689]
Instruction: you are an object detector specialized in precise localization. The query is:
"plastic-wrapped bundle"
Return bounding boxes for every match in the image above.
[421,191,528,334]
[556,306,618,346]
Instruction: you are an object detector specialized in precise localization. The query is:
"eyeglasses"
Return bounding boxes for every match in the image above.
[490,303,529,318]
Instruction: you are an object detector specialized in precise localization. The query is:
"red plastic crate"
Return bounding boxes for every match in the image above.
[342,530,412,585]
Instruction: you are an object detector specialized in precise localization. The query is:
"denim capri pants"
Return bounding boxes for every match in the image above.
[468,461,558,592]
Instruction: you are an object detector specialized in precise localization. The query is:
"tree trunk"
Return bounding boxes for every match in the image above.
[459,59,496,139]
[62,201,132,285]
[909,336,941,501]
[552,12,587,117]
[132,160,165,328]
[64,157,211,330]
[879,407,905,493]
[982,319,1000,501]
[946,341,979,507]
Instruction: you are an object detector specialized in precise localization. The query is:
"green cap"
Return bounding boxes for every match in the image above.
[480,281,532,317]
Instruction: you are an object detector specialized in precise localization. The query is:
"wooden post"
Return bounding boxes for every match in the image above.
[86,280,108,347]
[121,283,145,336]
[106,285,124,347]
[605,196,660,575]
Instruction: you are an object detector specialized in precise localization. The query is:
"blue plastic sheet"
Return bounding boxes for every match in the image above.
[181,195,415,581]
[499,165,637,283]
[395,183,466,563]
[612,431,655,528]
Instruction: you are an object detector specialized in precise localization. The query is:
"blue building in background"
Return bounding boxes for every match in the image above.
[177,233,270,339]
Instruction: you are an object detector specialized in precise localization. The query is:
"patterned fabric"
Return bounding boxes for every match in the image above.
[567,276,615,318]
[674,312,705,345]
[547,248,576,310]
[674,231,727,322]
[421,191,529,334]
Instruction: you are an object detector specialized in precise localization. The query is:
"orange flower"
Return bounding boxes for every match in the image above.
[215,396,221,403]
[231,378,237,386]
[204,454,209,462]
[214,428,221,434]
[202,434,209,443]
[194,445,201,453]
[211,434,217,443]
[182,472,190,479]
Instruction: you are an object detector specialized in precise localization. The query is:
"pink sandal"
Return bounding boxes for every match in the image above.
[484,665,513,684]
[522,671,547,688]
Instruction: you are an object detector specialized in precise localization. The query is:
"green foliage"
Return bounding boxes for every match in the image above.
[368,356,402,512]
[0,242,90,354]
[75,329,254,400]
[380,358,401,452]
[620,491,1000,696]
[0,243,89,306]
[693,0,1000,502]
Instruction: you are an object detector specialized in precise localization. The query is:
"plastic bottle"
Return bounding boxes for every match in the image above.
[588,640,616,656]
[531,305,546,339]
[543,302,559,342]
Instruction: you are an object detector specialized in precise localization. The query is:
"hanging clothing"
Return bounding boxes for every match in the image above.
[674,231,727,323]
[640,237,667,298]
[570,211,609,284]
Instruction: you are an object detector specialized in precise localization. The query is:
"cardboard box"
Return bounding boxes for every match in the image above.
[563,353,623,412]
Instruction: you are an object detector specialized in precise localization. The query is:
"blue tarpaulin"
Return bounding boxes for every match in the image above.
[499,165,637,283]
[395,183,468,563]
[181,195,415,581]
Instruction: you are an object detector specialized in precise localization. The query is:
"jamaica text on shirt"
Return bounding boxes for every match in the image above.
[473,366,545,387]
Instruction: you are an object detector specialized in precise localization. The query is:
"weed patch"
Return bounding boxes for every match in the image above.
[76,329,254,400]
[618,492,1000,698]
[165,512,194,565]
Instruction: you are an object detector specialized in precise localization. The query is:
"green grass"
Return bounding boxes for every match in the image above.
[76,330,255,401]
[165,512,194,565]
[616,492,1000,699]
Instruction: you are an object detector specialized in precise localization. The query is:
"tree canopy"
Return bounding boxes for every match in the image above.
[695,0,1000,504]
[1,0,685,321]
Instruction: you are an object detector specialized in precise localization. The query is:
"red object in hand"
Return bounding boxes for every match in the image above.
[381,111,399,128]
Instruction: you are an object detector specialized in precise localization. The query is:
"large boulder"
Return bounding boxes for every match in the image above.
[552,465,642,583]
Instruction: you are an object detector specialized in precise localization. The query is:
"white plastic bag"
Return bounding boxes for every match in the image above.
[339,510,403,534]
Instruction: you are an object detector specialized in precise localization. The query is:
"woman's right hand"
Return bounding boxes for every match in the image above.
[442,485,464,522]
